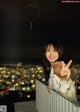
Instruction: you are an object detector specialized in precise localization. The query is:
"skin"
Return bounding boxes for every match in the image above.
[46,45,59,66]
[61,60,72,79]
[45,44,72,93]
[46,44,72,79]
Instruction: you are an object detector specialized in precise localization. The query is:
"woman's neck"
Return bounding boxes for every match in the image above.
[50,62,55,67]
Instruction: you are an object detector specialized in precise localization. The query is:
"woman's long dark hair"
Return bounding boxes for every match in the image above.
[43,39,63,81]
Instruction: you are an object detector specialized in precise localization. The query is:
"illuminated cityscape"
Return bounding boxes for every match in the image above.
[0,63,45,100]
[0,63,80,99]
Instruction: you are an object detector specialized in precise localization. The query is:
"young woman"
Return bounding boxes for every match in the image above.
[43,40,76,100]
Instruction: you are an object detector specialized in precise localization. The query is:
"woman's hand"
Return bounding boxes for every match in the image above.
[60,60,72,79]
[47,85,52,94]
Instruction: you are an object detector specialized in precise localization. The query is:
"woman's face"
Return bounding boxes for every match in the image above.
[45,44,59,64]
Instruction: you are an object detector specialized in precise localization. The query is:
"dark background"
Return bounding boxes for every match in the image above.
[0,0,80,64]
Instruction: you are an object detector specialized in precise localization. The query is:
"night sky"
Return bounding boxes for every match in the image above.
[0,0,80,64]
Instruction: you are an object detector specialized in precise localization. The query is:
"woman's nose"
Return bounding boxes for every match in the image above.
[50,51,54,55]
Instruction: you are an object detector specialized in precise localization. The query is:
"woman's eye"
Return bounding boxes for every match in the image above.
[46,50,50,52]
[54,50,57,53]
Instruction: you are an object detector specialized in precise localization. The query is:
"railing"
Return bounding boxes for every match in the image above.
[36,79,80,112]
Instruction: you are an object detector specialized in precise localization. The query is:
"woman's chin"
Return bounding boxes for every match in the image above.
[49,60,55,63]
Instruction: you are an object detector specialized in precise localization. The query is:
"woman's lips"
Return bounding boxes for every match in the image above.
[49,57,54,60]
